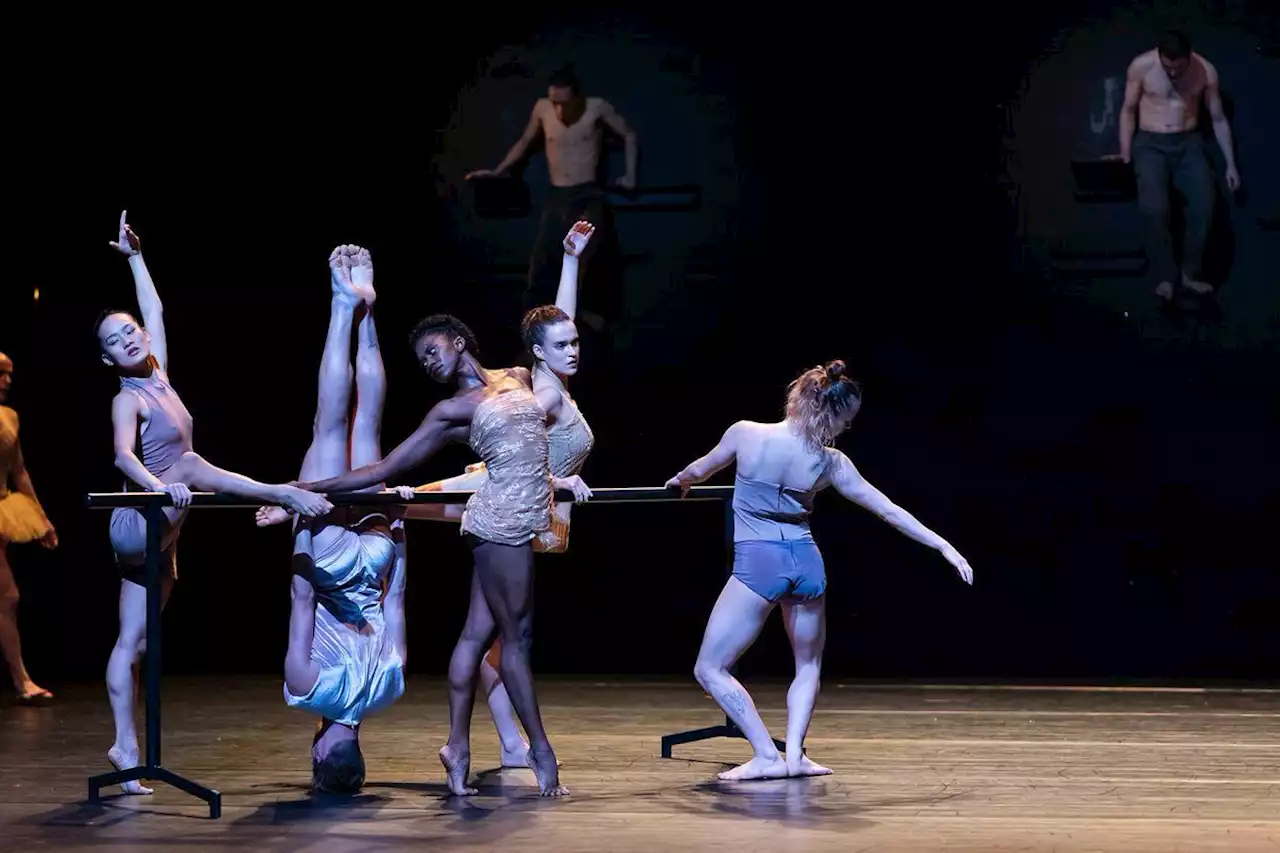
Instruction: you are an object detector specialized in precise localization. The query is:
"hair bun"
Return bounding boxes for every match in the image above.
[824,359,846,381]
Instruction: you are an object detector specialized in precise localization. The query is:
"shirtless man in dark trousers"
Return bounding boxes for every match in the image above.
[466,65,637,345]
[1111,30,1241,301]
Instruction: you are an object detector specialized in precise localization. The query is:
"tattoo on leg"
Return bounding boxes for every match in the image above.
[722,690,747,719]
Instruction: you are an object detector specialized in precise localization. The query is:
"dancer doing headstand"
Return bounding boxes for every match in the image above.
[0,352,58,704]
[98,212,332,793]
[405,220,595,767]
[299,314,568,797]
[260,245,408,794]
[666,361,974,781]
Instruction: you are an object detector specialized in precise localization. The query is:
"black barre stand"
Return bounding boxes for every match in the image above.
[83,485,782,816]
[85,498,223,818]
[659,498,789,760]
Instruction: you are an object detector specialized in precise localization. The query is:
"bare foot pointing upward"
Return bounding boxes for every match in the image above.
[329,246,362,306]
[349,246,376,306]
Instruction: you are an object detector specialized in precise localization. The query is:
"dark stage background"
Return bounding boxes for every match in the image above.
[3,3,1277,688]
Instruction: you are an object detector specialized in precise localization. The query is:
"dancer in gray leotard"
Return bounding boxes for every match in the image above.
[667,360,974,782]
[97,211,332,795]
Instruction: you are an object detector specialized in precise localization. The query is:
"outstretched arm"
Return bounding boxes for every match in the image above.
[665,421,745,495]
[466,103,543,179]
[109,211,169,373]
[599,101,637,188]
[825,449,973,584]
[301,401,470,493]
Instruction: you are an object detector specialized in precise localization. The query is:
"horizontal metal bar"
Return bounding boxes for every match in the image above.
[85,485,733,509]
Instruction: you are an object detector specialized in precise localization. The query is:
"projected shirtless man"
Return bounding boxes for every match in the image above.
[1113,29,1240,300]
[465,64,637,336]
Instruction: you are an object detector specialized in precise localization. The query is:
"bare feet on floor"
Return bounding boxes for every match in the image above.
[787,754,833,778]
[439,744,477,796]
[717,754,789,781]
[16,683,53,704]
[501,740,531,769]
[527,747,569,797]
[108,744,153,795]
[502,740,562,769]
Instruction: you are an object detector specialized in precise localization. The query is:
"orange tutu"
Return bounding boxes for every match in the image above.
[0,492,52,544]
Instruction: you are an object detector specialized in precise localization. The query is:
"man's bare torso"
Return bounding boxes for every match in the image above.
[1135,49,1210,133]
[536,97,606,187]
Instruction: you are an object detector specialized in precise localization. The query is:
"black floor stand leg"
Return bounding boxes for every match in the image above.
[661,715,789,759]
[86,502,222,819]
[659,501,796,761]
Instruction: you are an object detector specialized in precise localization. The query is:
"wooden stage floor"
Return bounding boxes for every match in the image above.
[2,677,1278,851]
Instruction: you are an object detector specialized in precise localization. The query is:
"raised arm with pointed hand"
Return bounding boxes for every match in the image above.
[552,219,593,321]
[108,210,169,371]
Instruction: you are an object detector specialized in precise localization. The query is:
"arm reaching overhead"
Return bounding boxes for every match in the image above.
[465,102,544,179]
[301,400,472,493]
[555,220,595,320]
[109,211,169,373]
[665,422,746,496]
[824,449,973,584]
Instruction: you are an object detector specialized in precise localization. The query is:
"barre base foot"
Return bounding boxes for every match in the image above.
[88,766,223,818]
[661,722,789,759]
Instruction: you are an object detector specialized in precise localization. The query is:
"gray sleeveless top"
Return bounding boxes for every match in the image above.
[120,368,194,481]
[732,474,817,542]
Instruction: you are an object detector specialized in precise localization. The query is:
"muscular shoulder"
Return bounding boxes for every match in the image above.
[819,447,854,487]
[533,383,564,419]
[112,388,143,412]
[430,396,474,426]
[0,405,15,430]
[1195,53,1219,82]
[508,366,533,387]
[722,419,759,443]
[1128,51,1158,79]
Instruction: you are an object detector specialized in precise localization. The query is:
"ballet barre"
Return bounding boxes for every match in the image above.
[83,484,770,818]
